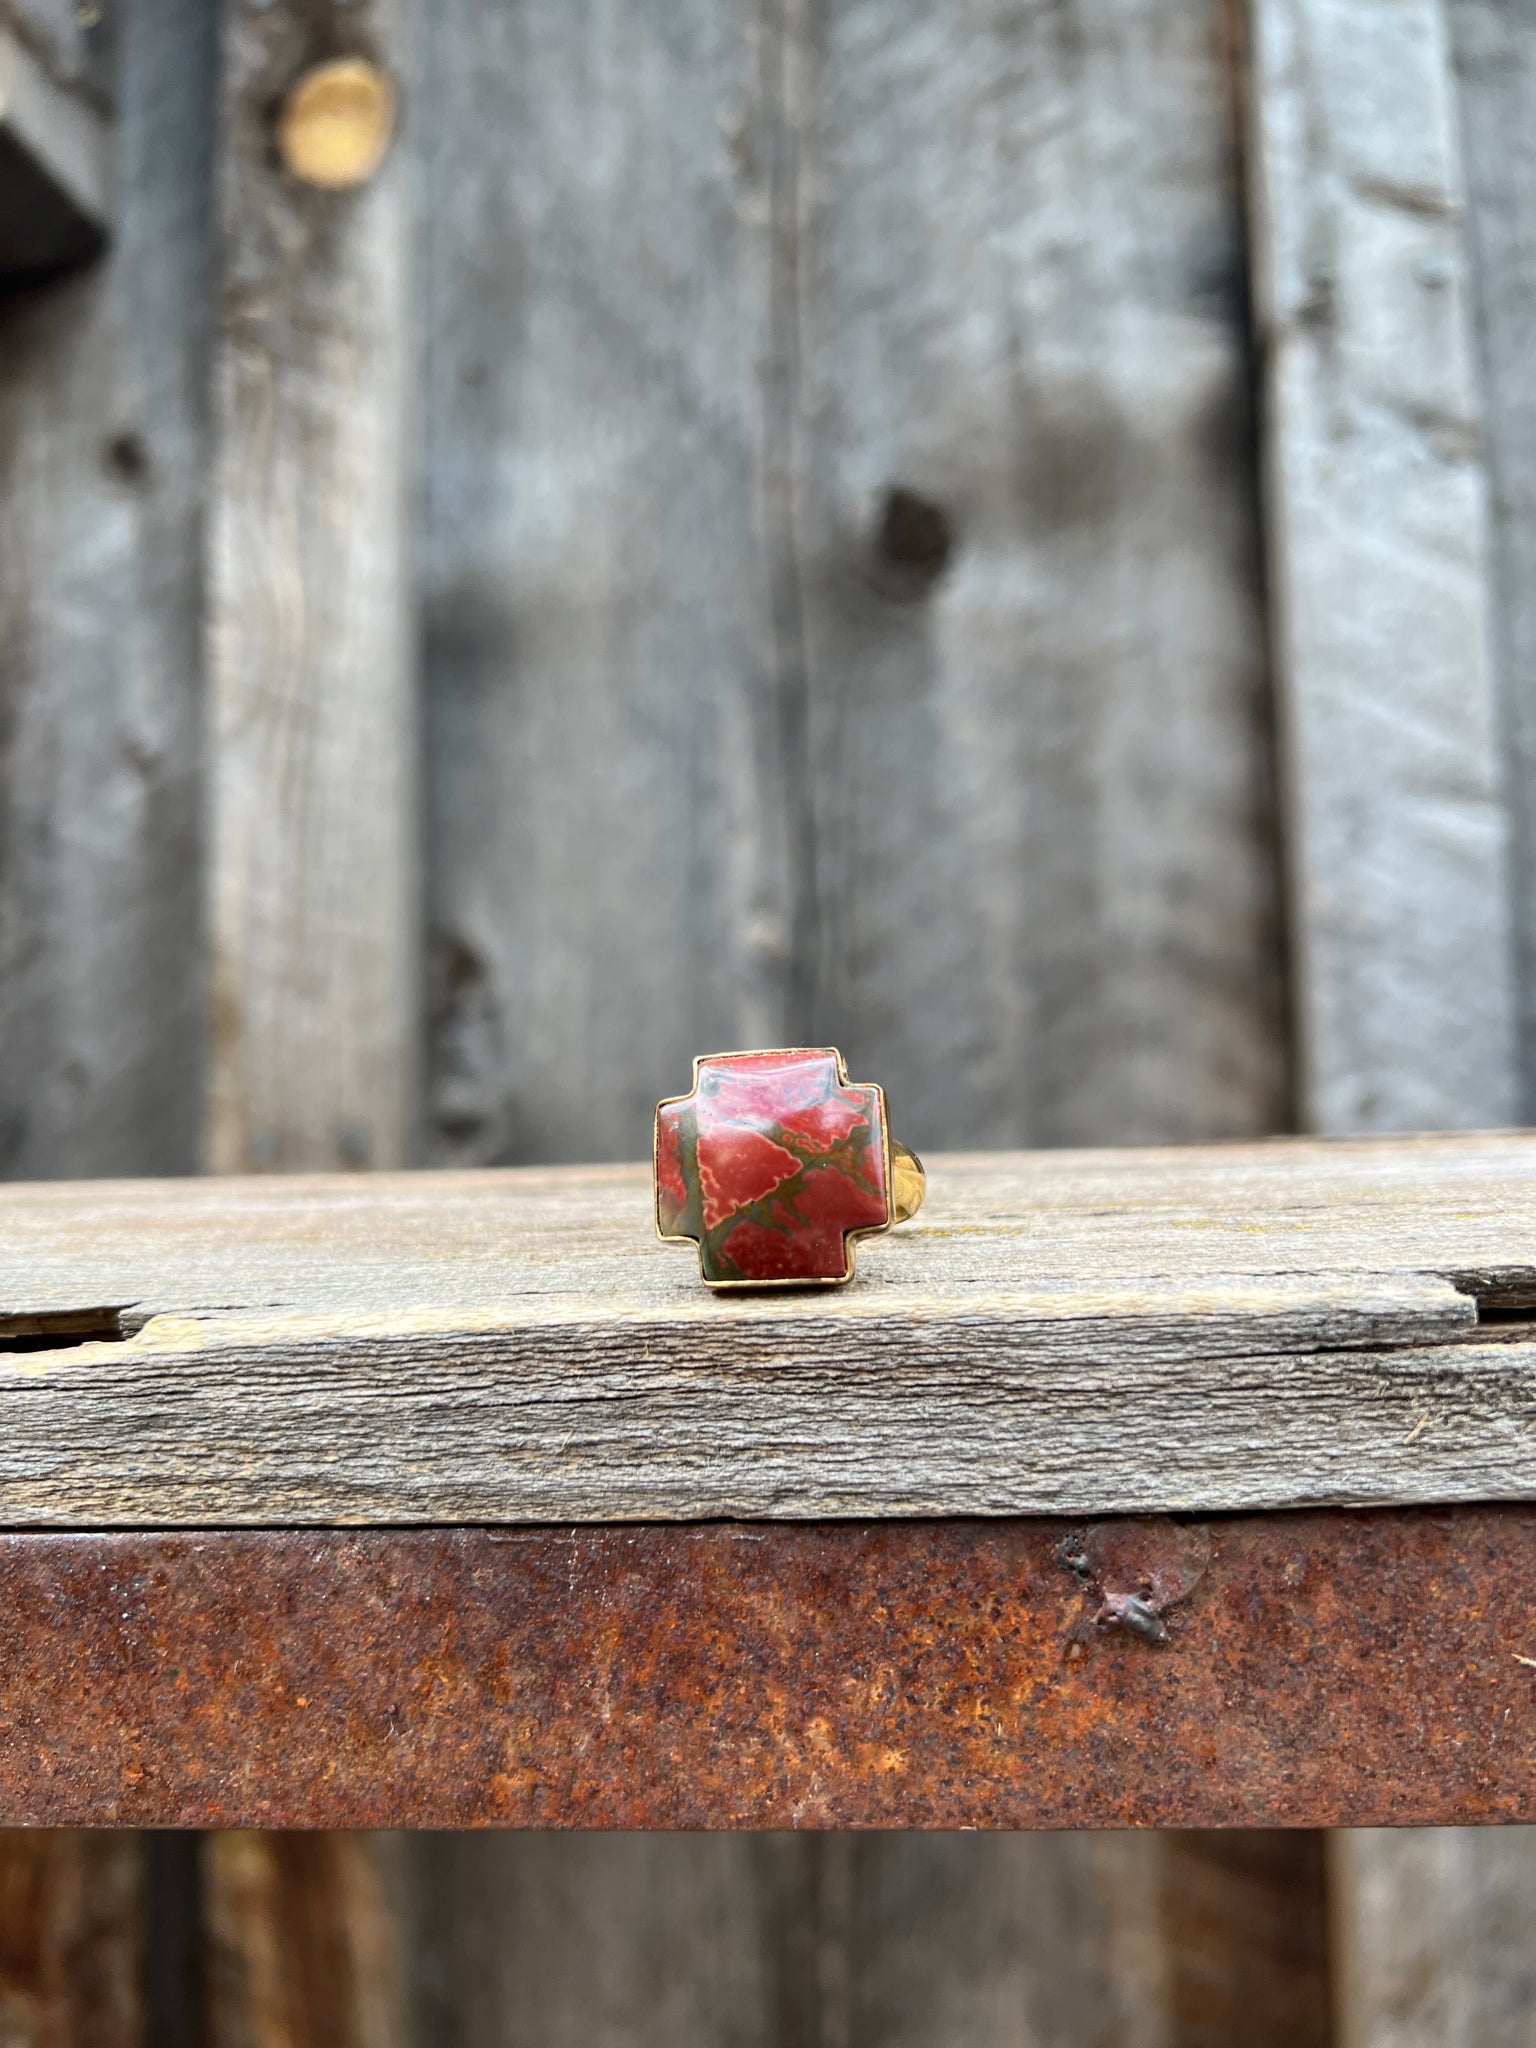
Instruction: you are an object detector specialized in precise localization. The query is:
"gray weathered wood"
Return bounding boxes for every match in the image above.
[2,1133,1533,1525]
[0,0,104,87]
[0,0,213,1179]
[411,0,789,1166]
[202,5,417,2012]
[0,15,110,274]
[206,0,415,1176]
[415,0,1286,1167]
[1333,1829,1536,2048]
[1454,0,1536,1122]
[407,1838,783,2048]
[1247,0,1519,1134]
[795,0,1285,1151]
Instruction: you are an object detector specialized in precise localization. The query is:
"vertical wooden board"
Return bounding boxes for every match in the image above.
[405,1836,779,2048]
[414,0,790,1166]
[0,1831,145,2046]
[203,1833,405,2048]
[1452,0,1536,1117]
[840,1835,1170,2048]
[1333,1829,1536,2048]
[206,0,416,1174]
[0,0,213,1178]
[1247,0,1518,1132]
[1157,1832,1332,2048]
[796,0,1287,1148]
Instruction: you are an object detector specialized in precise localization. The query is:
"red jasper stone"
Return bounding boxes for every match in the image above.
[654,1049,891,1285]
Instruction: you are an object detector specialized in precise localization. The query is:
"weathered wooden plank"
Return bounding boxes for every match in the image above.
[206,0,414,1175]
[1157,1832,1332,2048]
[0,0,105,89]
[0,16,110,274]
[411,0,780,1167]
[1333,1828,1536,2048]
[1,1135,1533,1524]
[1454,0,1536,1122]
[406,1837,784,2048]
[0,1510,1529,1829]
[414,0,1285,1169]
[214,1836,1335,2048]
[201,4,418,2022]
[0,1832,144,2045]
[819,1838,1173,2048]
[0,0,212,1179]
[794,0,1285,1151]
[1246,0,1518,1133]
[203,1835,405,2048]
[784,1833,1329,2048]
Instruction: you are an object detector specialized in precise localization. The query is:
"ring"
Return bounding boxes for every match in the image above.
[654,1047,926,1288]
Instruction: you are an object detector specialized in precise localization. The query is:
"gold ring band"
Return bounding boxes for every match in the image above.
[891,1140,926,1225]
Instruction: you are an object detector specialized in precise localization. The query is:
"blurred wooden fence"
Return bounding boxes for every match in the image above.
[1,0,1533,2040]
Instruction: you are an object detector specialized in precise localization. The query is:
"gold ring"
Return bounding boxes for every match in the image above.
[654,1047,925,1289]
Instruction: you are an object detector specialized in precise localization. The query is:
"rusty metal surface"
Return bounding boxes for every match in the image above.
[0,1508,1530,1829]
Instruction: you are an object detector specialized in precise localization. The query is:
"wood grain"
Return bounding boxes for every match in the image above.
[794,0,1285,1151]
[1333,1829,1536,2048]
[206,0,415,1175]
[411,0,781,1167]
[1,1134,1533,1525]
[0,1832,145,2047]
[414,0,1286,1168]
[1247,0,1519,1134]
[203,1835,404,2048]
[1453,0,1536,1123]
[406,1838,785,2048]
[0,0,212,1180]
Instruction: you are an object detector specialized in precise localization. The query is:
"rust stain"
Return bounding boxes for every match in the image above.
[0,1509,1529,1829]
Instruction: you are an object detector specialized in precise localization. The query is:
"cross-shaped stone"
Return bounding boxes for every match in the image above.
[655,1048,892,1286]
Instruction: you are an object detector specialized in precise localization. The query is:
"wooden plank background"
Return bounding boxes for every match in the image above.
[0,0,1531,2043]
